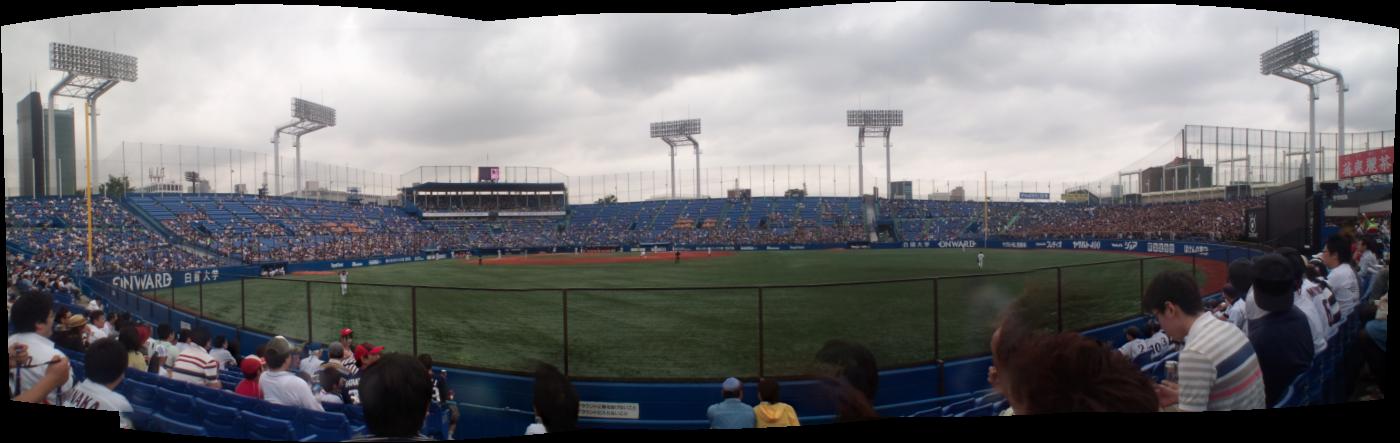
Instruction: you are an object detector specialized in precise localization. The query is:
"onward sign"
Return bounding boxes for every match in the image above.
[111,269,221,291]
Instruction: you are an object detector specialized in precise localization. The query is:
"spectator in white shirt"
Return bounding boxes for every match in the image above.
[259,336,324,412]
[171,328,221,389]
[1323,235,1362,316]
[8,291,75,405]
[316,367,345,405]
[83,311,110,348]
[299,343,324,381]
[62,338,134,429]
[208,336,237,370]
[1116,326,1149,361]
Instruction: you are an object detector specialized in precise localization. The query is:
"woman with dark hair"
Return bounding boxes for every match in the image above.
[816,376,877,422]
[526,363,579,435]
[813,340,879,406]
[117,325,147,372]
[999,332,1159,414]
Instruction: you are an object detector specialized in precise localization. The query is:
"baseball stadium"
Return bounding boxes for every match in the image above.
[5,5,1393,440]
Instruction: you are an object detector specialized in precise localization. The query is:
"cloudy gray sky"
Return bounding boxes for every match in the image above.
[3,4,1396,197]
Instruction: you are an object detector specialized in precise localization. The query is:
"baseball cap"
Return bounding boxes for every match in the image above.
[722,377,742,392]
[340,328,354,338]
[1251,254,1296,313]
[1227,258,1254,295]
[240,356,263,377]
[354,342,384,362]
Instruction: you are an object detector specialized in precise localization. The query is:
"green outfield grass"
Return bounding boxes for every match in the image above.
[152,249,1208,379]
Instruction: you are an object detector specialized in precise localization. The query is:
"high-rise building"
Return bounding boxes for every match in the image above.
[17,92,44,197]
[15,92,77,196]
[53,109,77,196]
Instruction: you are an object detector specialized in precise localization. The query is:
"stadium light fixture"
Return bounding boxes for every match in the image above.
[650,118,702,199]
[1260,30,1346,183]
[272,98,336,196]
[48,42,138,277]
[846,110,903,198]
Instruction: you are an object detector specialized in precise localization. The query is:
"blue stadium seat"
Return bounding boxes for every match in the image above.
[157,388,198,424]
[421,403,448,440]
[242,410,316,441]
[155,375,190,394]
[258,401,305,421]
[343,403,366,429]
[955,403,999,418]
[187,383,225,405]
[71,360,86,382]
[321,401,344,414]
[154,413,208,437]
[220,389,262,412]
[1131,351,1154,368]
[195,397,245,440]
[301,409,353,442]
[940,398,977,417]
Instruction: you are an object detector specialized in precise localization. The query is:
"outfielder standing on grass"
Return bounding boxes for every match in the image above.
[977,251,985,270]
[675,250,681,264]
[339,270,349,296]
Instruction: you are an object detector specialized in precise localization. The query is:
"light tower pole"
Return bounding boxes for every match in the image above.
[846,110,903,196]
[272,98,336,196]
[1261,30,1346,184]
[650,119,702,199]
[47,43,138,276]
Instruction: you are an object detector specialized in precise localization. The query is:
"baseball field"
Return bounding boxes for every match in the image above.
[152,248,1221,379]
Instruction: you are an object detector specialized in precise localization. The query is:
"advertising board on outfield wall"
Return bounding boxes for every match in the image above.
[105,240,1218,291]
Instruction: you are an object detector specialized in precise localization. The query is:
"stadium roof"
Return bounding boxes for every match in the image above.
[406,182,567,193]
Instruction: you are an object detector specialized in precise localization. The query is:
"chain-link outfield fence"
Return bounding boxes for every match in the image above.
[108,245,1265,380]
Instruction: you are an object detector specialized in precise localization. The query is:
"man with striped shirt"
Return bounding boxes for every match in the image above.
[1144,271,1265,412]
[170,327,221,389]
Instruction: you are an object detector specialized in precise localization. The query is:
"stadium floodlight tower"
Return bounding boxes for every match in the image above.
[650,118,702,199]
[1260,30,1346,183]
[272,98,336,197]
[847,110,903,197]
[47,42,138,276]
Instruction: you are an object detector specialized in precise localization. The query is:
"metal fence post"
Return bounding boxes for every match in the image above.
[411,287,419,357]
[1056,267,1064,332]
[240,279,246,330]
[198,279,205,321]
[306,281,313,343]
[562,289,570,376]
[168,287,174,325]
[932,279,940,361]
[758,287,765,378]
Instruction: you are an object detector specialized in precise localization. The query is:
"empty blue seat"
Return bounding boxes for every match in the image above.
[155,376,189,394]
[195,397,244,439]
[302,409,352,442]
[220,389,262,412]
[242,410,312,441]
[259,401,305,421]
[940,398,977,417]
[157,388,198,423]
[955,403,998,418]
[154,413,208,437]
[188,383,225,405]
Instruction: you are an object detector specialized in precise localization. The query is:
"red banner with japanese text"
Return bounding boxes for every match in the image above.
[1338,147,1393,179]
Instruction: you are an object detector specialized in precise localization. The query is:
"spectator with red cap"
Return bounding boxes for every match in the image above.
[235,356,264,399]
[344,342,383,405]
[338,328,358,375]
